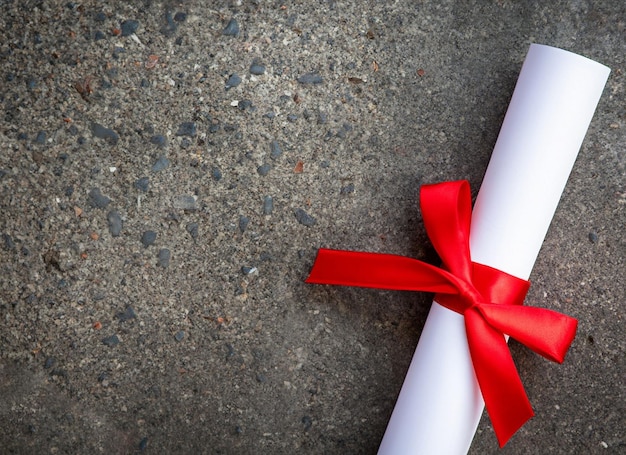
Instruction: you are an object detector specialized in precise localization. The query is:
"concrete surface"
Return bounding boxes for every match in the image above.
[0,1,624,453]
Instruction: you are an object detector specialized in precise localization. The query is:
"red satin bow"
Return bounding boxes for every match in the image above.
[306,180,577,447]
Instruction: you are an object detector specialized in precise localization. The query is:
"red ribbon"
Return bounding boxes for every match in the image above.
[305,180,577,447]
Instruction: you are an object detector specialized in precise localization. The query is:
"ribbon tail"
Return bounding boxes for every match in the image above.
[306,248,459,294]
[465,306,534,447]
[476,304,578,363]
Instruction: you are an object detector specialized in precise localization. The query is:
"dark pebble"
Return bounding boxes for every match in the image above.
[222,18,240,36]
[135,177,149,192]
[297,72,323,84]
[294,208,316,227]
[139,437,148,451]
[186,222,199,239]
[340,183,355,194]
[238,99,253,110]
[141,230,157,247]
[588,232,598,243]
[263,112,276,119]
[161,12,177,36]
[250,63,266,75]
[317,111,328,124]
[287,114,298,122]
[3,233,15,251]
[269,140,282,160]
[120,20,139,36]
[173,195,197,210]
[107,211,123,237]
[0,169,7,180]
[302,415,313,431]
[263,196,273,215]
[174,330,185,342]
[94,11,106,22]
[91,123,119,145]
[211,167,222,181]
[97,372,109,382]
[152,155,170,172]
[174,12,187,22]
[18,132,28,140]
[88,188,111,208]
[94,30,106,41]
[158,249,171,268]
[256,373,267,383]
[35,131,47,144]
[239,216,249,233]
[102,335,120,347]
[44,357,56,369]
[176,122,196,137]
[225,73,241,89]
[257,164,271,176]
[241,266,256,275]
[209,123,220,133]
[150,135,166,147]
[117,306,136,322]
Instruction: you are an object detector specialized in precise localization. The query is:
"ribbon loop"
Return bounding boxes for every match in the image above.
[306,180,578,447]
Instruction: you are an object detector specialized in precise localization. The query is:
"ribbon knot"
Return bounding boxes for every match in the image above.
[305,180,578,447]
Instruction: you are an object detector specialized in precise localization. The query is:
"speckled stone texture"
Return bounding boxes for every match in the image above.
[0,1,624,453]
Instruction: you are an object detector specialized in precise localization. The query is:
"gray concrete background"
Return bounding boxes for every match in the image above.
[0,1,624,453]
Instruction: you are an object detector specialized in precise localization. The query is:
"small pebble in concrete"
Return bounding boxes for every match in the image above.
[250,63,266,75]
[225,73,241,89]
[294,208,316,227]
[135,177,149,192]
[257,164,271,176]
[173,195,197,210]
[158,249,171,268]
[150,135,166,147]
[88,188,111,208]
[107,211,123,237]
[120,20,139,36]
[139,437,148,451]
[222,18,239,36]
[186,222,199,240]
[270,141,282,160]
[238,99,253,110]
[176,122,196,137]
[152,156,170,172]
[44,357,56,369]
[263,196,273,215]
[91,123,119,144]
[35,131,47,144]
[102,335,120,347]
[589,231,598,243]
[239,216,249,233]
[211,167,222,181]
[241,266,257,275]
[117,306,136,322]
[297,72,323,84]
[174,330,185,342]
[141,230,157,247]
[340,183,355,194]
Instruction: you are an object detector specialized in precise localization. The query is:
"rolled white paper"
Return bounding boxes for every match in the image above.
[378,44,610,454]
